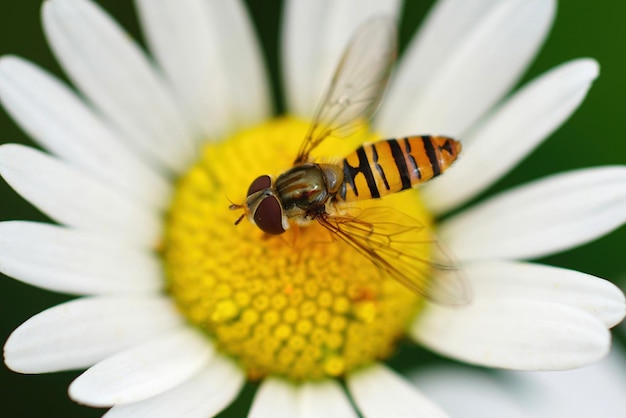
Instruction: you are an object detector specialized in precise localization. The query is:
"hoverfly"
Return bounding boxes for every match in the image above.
[231,17,470,306]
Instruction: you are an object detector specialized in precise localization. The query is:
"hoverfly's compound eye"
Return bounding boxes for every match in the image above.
[253,194,286,235]
[247,175,272,197]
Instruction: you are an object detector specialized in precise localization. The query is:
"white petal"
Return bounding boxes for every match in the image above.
[377,0,555,137]
[248,377,298,418]
[517,347,626,418]
[0,221,162,295]
[459,260,625,328]
[4,296,182,373]
[42,0,196,173]
[103,355,244,418]
[136,0,270,139]
[409,366,527,418]
[0,56,171,210]
[412,299,611,370]
[347,363,449,418]
[69,327,213,407]
[299,380,357,418]
[0,144,161,248]
[283,0,401,118]
[410,348,626,418]
[422,59,600,215]
[439,166,626,261]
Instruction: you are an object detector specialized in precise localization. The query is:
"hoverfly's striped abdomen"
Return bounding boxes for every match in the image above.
[339,135,461,202]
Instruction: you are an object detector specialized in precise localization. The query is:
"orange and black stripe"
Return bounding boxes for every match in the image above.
[339,135,461,202]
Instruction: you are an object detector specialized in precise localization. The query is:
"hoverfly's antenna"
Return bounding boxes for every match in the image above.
[227,195,247,226]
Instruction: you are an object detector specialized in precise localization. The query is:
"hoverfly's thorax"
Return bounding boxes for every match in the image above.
[275,164,332,213]
[318,164,344,195]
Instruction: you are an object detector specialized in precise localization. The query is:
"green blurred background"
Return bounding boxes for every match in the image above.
[0,1,625,416]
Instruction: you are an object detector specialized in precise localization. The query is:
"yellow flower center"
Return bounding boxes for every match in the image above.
[163,117,432,381]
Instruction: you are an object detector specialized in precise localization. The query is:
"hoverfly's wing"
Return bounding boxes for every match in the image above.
[317,207,471,306]
[294,17,397,164]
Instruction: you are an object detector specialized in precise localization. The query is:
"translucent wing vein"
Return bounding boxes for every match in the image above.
[318,207,471,306]
[295,17,398,163]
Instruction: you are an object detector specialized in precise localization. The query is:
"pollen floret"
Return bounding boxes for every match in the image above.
[164,118,430,380]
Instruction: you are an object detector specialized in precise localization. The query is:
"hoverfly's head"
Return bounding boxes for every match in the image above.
[230,174,288,235]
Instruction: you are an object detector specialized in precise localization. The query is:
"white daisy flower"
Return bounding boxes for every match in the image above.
[0,0,625,417]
